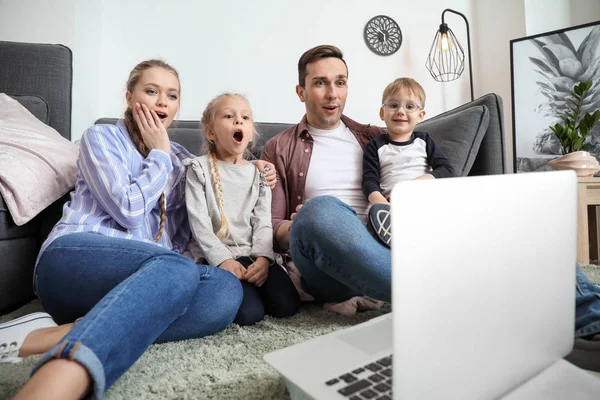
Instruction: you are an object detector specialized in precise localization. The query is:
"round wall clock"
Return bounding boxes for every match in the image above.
[364,15,402,56]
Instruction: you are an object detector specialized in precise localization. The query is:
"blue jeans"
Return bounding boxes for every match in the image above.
[576,264,600,338]
[290,196,391,302]
[32,233,243,400]
[291,196,600,338]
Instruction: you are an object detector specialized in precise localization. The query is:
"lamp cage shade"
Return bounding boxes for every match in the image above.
[425,26,466,82]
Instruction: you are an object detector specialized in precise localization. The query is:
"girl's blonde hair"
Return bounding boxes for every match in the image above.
[200,93,259,241]
[123,59,180,242]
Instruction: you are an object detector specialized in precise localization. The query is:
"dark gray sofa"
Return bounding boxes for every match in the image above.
[96,92,507,177]
[0,40,507,314]
[0,41,73,313]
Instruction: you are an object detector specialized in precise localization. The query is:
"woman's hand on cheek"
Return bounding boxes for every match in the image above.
[134,103,171,154]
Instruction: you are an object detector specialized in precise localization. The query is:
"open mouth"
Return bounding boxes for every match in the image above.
[155,111,168,121]
[233,129,244,143]
[323,105,338,112]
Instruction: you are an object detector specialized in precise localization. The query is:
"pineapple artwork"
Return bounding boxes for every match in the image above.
[529,25,600,159]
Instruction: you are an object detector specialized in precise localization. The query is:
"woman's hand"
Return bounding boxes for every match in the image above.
[255,160,277,189]
[218,259,246,280]
[133,103,171,154]
[245,257,270,287]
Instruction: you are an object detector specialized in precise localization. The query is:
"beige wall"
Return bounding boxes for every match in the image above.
[473,0,527,173]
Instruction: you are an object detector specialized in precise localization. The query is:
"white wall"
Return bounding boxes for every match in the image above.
[14,0,589,177]
[474,0,526,173]
[524,0,572,36]
[2,0,486,142]
[570,0,600,27]
[2,0,595,175]
[525,0,600,36]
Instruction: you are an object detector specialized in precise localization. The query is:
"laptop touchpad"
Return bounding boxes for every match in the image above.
[337,316,393,354]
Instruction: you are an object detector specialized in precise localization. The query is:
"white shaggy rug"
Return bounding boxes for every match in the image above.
[1,264,599,399]
[0,301,388,399]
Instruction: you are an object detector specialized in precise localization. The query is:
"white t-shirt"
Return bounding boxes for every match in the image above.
[305,123,369,224]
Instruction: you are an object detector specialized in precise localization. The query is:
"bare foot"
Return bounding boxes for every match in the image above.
[13,358,91,400]
[19,323,75,358]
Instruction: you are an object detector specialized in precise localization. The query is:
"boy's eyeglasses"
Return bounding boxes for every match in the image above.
[381,102,423,113]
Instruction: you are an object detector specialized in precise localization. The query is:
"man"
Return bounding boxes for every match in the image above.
[261,44,600,371]
[261,45,389,303]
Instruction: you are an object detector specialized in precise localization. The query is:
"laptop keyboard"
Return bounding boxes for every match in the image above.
[324,355,392,399]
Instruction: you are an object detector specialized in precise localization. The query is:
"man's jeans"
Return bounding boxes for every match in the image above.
[33,233,243,400]
[291,195,600,338]
[290,196,391,302]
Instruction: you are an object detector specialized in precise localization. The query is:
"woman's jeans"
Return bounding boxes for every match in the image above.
[33,233,243,400]
[291,196,600,338]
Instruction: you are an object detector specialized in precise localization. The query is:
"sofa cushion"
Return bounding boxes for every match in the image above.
[8,94,49,124]
[0,94,78,225]
[417,105,490,177]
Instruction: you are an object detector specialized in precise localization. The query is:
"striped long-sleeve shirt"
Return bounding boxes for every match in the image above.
[362,132,454,199]
[37,120,193,268]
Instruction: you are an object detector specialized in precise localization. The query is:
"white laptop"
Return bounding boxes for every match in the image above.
[264,171,600,399]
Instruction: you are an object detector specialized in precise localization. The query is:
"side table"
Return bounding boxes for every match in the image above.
[578,177,600,265]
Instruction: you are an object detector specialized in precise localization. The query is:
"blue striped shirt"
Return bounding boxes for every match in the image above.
[37,120,193,266]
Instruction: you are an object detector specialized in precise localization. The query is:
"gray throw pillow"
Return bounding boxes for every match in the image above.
[417,105,490,176]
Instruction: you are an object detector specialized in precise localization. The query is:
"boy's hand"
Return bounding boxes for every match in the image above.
[218,259,246,280]
[245,257,270,287]
[254,160,277,189]
[368,191,389,205]
[414,174,435,180]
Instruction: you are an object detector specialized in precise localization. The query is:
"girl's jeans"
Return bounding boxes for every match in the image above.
[291,195,600,338]
[33,232,243,399]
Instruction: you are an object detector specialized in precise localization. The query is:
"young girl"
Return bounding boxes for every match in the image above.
[185,93,301,325]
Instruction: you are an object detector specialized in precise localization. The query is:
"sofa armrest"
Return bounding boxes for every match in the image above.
[0,41,72,139]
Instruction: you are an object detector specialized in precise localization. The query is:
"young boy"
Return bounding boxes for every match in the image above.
[362,77,454,246]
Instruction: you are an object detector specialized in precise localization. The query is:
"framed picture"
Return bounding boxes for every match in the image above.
[510,20,600,173]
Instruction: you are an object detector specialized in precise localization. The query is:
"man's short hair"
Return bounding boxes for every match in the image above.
[298,45,348,87]
[381,77,426,107]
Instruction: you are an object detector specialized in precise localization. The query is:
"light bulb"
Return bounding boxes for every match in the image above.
[440,33,449,51]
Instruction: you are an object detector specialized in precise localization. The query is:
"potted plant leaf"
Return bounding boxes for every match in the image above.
[548,80,600,176]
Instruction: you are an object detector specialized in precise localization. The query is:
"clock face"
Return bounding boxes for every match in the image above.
[364,15,402,56]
